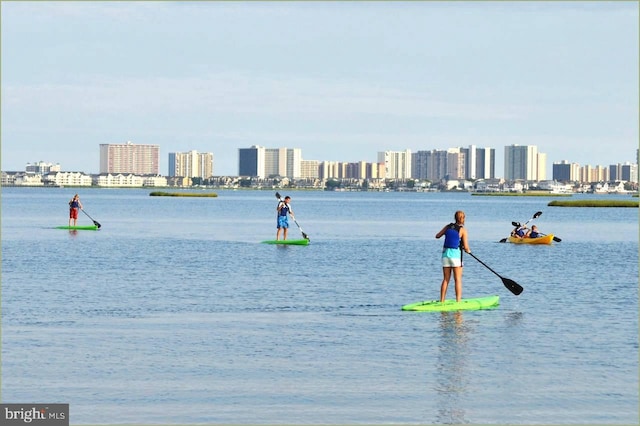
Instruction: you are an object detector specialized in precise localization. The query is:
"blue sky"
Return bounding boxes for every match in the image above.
[2,1,638,177]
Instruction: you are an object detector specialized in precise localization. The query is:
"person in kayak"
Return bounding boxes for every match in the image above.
[435,210,471,303]
[68,194,83,226]
[276,195,294,241]
[512,224,528,239]
[528,225,541,238]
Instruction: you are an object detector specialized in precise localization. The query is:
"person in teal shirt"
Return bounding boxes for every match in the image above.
[435,210,471,303]
[276,196,294,240]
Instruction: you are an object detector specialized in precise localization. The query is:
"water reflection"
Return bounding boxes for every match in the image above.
[435,311,470,424]
[68,230,78,239]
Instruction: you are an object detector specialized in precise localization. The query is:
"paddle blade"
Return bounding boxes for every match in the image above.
[275,192,281,199]
[302,232,310,241]
[533,211,543,219]
[502,277,523,295]
[94,221,102,229]
[499,238,507,243]
[553,236,562,242]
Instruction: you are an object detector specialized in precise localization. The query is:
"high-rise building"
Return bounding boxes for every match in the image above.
[238,145,265,178]
[413,150,441,181]
[620,163,638,183]
[581,165,609,183]
[446,148,465,180]
[168,150,214,178]
[462,145,477,179]
[100,141,160,174]
[553,160,580,182]
[461,146,495,179]
[504,144,546,181]
[300,160,320,179]
[319,161,345,179]
[378,150,411,179]
[26,161,61,174]
[238,145,303,178]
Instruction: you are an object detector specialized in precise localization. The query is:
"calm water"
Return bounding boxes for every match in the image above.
[1,187,638,424]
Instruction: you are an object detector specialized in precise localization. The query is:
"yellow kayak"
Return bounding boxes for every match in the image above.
[508,234,554,244]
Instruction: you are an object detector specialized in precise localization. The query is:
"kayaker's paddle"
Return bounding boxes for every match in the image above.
[539,232,562,242]
[275,192,309,241]
[468,252,523,295]
[521,211,560,241]
[81,209,101,228]
[499,211,543,243]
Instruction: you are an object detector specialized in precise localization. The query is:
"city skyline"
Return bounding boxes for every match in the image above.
[16,142,637,182]
[2,2,638,176]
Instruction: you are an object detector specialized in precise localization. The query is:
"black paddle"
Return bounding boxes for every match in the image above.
[81,209,102,228]
[499,211,543,243]
[275,192,310,241]
[468,252,523,295]
[539,233,562,242]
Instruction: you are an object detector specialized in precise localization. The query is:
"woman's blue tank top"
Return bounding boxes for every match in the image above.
[443,223,461,249]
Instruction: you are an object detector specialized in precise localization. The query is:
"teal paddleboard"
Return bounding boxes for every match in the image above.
[56,225,99,230]
[261,239,309,245]
[402,295,499,312]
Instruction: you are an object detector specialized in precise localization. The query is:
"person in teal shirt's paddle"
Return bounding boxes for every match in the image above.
[68,194,83,227]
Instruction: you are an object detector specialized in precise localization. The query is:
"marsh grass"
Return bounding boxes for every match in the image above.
[149,191,218,197]
[472,192,572,197]
[548,199,638,207]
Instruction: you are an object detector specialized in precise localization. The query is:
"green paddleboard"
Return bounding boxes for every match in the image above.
[56,225,99,230]
[261,239,309,245]
[402,295,499,312]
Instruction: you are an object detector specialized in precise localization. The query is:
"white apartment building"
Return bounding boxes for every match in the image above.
[300,160,320,179]
[26,161,61,174]
[378,150,411,179]
[169,150,214,179]
[504,144,546,181]
[100,141,160,175]
[44,172,93,187]
[238,145,303,178]
[96,173,145,187]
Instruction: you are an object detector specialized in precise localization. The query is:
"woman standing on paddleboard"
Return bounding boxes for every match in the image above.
[435,210,471,303]
[68,194,83,227]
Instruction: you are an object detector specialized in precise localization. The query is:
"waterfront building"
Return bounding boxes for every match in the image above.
[446,148,466,180]
[552,160,580,182]
[378,150,411,179]
[238,145,302,178]
[95,173,145,187]
[468,146,495,179]
[367,162,385,180]
[411,149,451,181]
[26,161,61,174]
[319,161,346,179]
[4,172,44,186]
[168,150,214,179]
[504,144,546,181]
[300,160,320,179]
[100,141,160,175]
[44,172,92,187]
[238,145,265,178]
[581,164,609,183]
[607,162,637,183]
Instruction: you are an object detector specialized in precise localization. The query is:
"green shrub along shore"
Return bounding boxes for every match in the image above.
[548,199,638,207]
[472,192,572,197]
[149,191,218,197]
